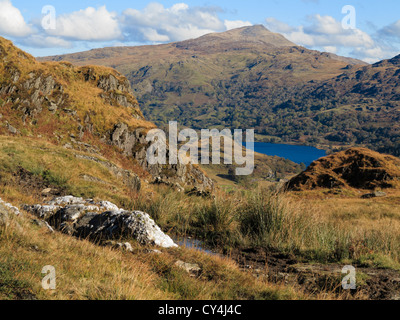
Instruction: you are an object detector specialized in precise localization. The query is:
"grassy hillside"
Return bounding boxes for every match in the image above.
[39,26,369,146]
[2,33,400,300]
[1,203,302,300]
[40,26,400,157]
[1,134,400,299]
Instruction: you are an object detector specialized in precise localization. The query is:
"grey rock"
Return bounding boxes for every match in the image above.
[24,196,177,248]
[362,191,387,199]
[31,219,54,233]
[48,102,58,112]
[175,260,201,277]
[148,249,162,254]
[6,122,17,134]
[0,209,9,228]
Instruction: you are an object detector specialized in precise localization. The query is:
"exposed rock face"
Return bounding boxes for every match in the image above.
[24,196,178,248]
[286,148,400,191]
[108,123,214,191]
[1,71,65,120]
[80,67,141,110]
[0,197,21,216]
[175,260,201,277]
[0,205,9,227]
[75,154,141,192]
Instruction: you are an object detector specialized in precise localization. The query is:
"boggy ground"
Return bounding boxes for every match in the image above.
[157,185,400,300]
[225,188,400,300]
[230,247,400,300]
[1,135,400,300]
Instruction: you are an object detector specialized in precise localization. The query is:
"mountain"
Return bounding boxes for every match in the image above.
[40,25,400,157]
[280,54,400,155]
[39,25,367,136]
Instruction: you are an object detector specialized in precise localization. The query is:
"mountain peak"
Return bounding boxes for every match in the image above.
[209,24,295,46]
[230,24,271,36]
[175,25,295,51]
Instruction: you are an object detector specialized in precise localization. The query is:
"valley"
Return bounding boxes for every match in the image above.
[1,22,400,302]
[39,24,398,155]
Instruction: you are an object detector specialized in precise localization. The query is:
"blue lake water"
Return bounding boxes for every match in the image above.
[247,142,327,166]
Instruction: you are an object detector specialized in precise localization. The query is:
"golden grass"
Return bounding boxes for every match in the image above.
[0,210,305,300]
[287,189,400,268]
[0,214,171,300]
[0,135,143,207]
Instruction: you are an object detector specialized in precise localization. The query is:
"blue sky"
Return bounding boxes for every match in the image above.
[1,0,400,62]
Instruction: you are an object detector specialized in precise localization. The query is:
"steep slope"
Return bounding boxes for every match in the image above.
[268,54,400,155]
[41,26,400,156]
[0,36,212,192]
[40,25,366,134]
[286,148,400,191]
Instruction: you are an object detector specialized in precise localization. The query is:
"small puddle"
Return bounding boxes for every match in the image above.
[173,236,219,256]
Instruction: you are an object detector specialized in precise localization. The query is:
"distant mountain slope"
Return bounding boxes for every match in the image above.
[39,25,366,132]
[277,54,400,155]
[39,26,400,155]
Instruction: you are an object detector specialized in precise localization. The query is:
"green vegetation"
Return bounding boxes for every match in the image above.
[133,187,400,269]
[0,202,301,300]
[39,26,400,156]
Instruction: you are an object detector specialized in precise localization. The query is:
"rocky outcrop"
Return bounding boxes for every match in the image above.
[286,148,400,191]
[79,67,142,112]
[361,191,387,199]
[24,196,177,248]
[0,70,66,120]
[75,154,141,192]
[0,197,21,216]
[108,123,214,191]
[0,37,213,193]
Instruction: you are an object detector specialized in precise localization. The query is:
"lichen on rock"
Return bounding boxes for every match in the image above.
[24,196,177,248]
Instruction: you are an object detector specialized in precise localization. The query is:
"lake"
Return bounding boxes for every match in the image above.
[248,142,327,166]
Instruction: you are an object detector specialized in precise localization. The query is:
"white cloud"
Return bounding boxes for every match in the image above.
[20,35,72,49]
[46,6,121,41]
[267,15,375,48]
[121,3,251,43]
[380,20,400,40]
[265,15,388,62]
[224,20,252,31]
[0,0,32,37]
[265,18,295,33]
[323,46,337,54]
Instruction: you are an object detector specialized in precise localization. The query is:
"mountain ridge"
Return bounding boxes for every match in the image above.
[38,25,366,66]
[41,26,400,156]
[174,25,297,51]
